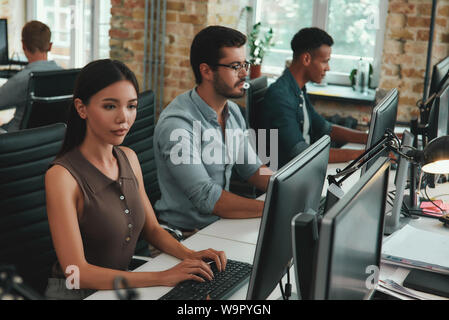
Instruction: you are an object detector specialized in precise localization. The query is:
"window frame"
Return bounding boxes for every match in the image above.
[26,0,110,68]
[254,0,388,88]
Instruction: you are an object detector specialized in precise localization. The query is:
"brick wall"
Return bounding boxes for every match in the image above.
[379,0,449,122]
[163,0,249,106]
[110,0,249,111]
[163,0,208,107]
[0,0,10,17]
[109,0,146,85]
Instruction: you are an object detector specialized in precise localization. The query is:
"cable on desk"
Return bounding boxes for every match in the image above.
[402,210,442,219]
[285,266,292,300]
[278,279,286,300]
[424,184,447,214]
[278,264,293,300]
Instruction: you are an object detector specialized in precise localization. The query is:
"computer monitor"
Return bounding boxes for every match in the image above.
[0,19,8,65]
[361,88,398,175]
[428,56,449,99]
[312,157,389,300]
[427,82,449,143]
[384,130,414,235]
[246,135,331,300]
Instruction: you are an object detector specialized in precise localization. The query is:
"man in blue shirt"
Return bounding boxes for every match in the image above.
[261,27,367,168]
[154,26,272,231]
[0,20,62,132]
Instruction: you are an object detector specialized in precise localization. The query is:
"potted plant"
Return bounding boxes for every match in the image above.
[248,22,274,79]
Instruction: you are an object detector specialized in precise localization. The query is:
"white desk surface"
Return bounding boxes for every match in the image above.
[197,218,261,245]
[0,78,15,126]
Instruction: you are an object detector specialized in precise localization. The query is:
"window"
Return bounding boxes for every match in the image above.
[255,0,387,87]
[28,0,111,69]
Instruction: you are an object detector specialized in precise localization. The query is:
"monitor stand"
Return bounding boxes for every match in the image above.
[384,215,411,235]
[277,293,299,300]
[291,209,321,300]
[384,192,420,236]
[324,183,345,212]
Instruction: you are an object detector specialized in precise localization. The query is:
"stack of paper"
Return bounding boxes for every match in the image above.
[381,224,449,274]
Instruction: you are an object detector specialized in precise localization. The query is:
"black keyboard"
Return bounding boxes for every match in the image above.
[159,259,252,300]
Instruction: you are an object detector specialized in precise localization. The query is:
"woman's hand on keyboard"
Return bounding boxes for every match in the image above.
[189,248,227,272]
[161,259,215,286]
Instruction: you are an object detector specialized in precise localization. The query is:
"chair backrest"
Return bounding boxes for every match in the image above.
[21,69,81,130]
[123,90,159,203]
[122,90,159,256]
[246,76,268,130]
[0,123,66,294]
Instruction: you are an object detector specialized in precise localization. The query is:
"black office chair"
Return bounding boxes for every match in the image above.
[20,69,81,130]
[0,123,66,295]
[230,76,268,198]
[123,90,159,204]
[246,76,268,131]
[122,90,182,264]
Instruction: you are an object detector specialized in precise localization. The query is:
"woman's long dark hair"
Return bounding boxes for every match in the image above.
[58,59,139,157]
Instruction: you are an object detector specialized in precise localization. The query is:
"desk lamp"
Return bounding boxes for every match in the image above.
[417,136,449,228]
[419,135,449,174]
[325,133,449,231]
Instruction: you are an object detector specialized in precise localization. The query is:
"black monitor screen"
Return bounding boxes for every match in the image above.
[313,157,389,300]
[362,88,398,175]
[0,19,8,65]
[429,56,449,98]
[246,135,331,300]
[427,83,449,142]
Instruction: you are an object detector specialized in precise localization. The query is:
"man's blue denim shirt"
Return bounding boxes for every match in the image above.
[154,88,263,230]
[261,68,332,168]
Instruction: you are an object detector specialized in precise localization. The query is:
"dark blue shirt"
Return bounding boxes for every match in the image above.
[261,68,332,168]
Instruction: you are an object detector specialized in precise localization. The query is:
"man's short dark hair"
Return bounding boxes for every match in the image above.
[22,20,52,53]
[190,25,246,84]
[291,27,333,60]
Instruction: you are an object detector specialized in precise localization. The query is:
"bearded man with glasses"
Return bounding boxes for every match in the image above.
[153,26,272,233]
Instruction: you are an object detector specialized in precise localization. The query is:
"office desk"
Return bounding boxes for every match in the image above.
[85,163,447,300]
[378,182,449,300]
[198,162,394,253]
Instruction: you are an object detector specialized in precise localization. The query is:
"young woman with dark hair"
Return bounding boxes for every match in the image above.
[45,59,226,299]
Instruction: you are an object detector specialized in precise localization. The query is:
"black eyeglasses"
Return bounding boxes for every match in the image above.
[214,61,250,73]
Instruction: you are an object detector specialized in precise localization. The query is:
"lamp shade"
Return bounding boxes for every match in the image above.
[421,135,449,174]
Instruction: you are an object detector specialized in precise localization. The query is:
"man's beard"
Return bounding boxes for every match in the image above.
[213,73,246,99]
